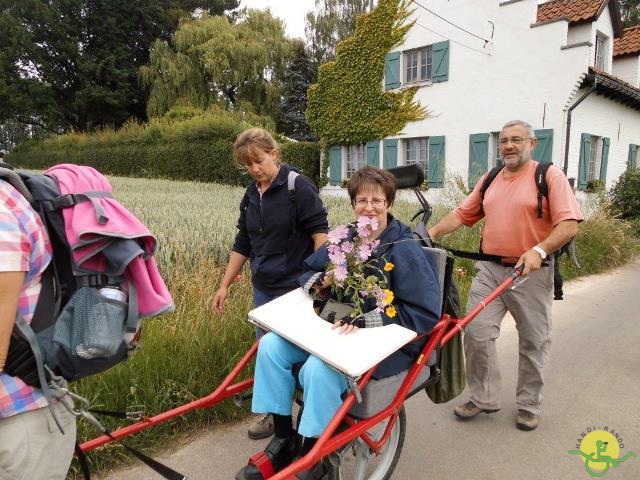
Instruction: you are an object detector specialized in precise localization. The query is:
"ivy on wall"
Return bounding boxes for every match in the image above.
[306,0,427,147]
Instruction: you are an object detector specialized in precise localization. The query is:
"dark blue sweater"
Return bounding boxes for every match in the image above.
[300,216,441,379]
[232,164,328,295]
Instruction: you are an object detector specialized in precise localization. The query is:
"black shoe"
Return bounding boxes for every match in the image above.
[236,435,300,480]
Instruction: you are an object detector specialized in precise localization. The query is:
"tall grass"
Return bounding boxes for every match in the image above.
[70,175,638,476]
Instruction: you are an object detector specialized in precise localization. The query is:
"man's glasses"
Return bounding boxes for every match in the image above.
[354,198,387,208]
[499,137,531,146]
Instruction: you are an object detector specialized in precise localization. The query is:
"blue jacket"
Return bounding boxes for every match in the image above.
[233,164,328,296]
[299,216,441,378]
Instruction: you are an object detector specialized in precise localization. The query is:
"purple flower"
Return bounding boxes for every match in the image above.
[329,249,346,266]
[341,241,354,254]
[356,216,379,238]
[328,225,350,244]
[357,242,374,261]
[333,265,348,282]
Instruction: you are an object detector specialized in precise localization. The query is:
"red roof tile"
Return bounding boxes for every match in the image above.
[537,0,606,24]
[614,25,640,56]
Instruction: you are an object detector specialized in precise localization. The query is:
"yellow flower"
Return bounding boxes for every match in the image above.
[384,262,395,272]
[385,305,397,318]
[383,289,394,305]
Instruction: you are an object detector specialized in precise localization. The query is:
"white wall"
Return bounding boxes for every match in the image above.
[567,23,593,46]
[387,0,591,189]
[324,0,639,200]
[569,91,640,188]
[612,56,640,86]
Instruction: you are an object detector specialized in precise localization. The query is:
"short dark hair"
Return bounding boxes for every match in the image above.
[347,167,397,206]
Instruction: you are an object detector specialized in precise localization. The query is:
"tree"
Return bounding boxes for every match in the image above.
[306,0,426,145]
[140,9,292,122]
[277,40,317,141]
[620,0,640,26]
[0,0,239,134]
[304,0,369,67]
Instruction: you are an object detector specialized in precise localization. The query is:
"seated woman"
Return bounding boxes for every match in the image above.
[236,167,441,480]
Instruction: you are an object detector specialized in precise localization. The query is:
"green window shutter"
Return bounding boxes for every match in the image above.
[468,133,490,189]
[432,40,450,83]
[428,136,445,188]
[628,144,638,170]
[366,141,380,167]
[384,52,401,90]
[533,128,553,164]
[329,145,342,186]
[383,139,398,168]
[599,137,610,184]
[577,133,591,190]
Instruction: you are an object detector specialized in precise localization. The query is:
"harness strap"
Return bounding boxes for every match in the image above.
[287,171,299,236]
[48,191,113,224]
[13,315,63,432]
[249,451,276,479]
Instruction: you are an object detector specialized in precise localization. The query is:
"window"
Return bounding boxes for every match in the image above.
[385,41,449,90]
[587,135,602,181]
[490,132,504,169]
[594,32,608,71]
[345,144,365,177]
[404,138,429,178]
[404,47,432,84]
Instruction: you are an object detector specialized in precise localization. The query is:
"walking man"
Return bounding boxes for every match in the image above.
[428,120,583,430]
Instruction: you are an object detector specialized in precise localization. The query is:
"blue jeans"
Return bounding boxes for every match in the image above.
[253,287,279,339]
[252,333,348,437]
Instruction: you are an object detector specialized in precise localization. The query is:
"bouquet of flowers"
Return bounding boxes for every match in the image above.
[325,215,396,320]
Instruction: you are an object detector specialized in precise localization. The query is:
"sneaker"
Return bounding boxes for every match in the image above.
[453,400,500,419]
[248,413,275,440]
[516,409,539,431]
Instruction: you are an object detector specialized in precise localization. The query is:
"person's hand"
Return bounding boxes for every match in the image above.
[331,318,359,335]
[212,286,229,313]
[515,249,543,276]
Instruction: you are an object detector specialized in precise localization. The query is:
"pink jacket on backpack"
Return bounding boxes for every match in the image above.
[45,164,173,318]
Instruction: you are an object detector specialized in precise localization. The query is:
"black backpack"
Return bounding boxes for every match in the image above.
[479,162,579,300]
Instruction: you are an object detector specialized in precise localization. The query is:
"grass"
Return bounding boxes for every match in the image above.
[69,174,638,477]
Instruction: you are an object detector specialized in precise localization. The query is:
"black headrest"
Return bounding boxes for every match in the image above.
[386,164,424,189]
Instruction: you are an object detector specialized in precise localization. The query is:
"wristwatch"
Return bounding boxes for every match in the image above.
[531,245,547,260]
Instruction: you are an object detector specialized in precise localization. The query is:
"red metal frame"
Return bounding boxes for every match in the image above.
[80,271,517,478]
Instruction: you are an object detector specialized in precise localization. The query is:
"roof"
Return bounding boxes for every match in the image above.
[583,66,640,110]
[537,0,604,23]
[613,25,640,57]
[536,0,623,37]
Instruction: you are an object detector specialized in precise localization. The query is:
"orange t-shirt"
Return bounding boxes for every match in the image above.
[454,161,583,258]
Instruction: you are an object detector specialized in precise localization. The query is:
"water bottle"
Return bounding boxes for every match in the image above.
[99,286,127,303]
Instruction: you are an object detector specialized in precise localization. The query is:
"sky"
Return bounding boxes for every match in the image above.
[239,0,317,40]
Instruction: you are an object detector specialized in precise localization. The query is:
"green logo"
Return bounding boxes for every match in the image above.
[568,429,636,477]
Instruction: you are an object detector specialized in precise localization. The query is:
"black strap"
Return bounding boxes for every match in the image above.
[287,170,299,236]
[534,162,552,219]
[434,243,512,264]
[75,442,92,480]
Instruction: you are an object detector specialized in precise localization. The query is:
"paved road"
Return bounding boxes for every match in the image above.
[99,260,640,480]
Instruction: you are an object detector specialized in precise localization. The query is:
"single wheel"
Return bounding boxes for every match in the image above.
[326,407,406,480]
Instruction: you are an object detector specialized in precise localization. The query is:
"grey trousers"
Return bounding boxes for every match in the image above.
[0,400,77,480]
[464,261,553,415]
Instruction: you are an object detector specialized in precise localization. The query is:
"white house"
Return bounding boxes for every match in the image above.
[325,0,640,201]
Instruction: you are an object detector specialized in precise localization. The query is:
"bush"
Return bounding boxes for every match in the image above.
[6,111,321,186]
[608,168,640,226]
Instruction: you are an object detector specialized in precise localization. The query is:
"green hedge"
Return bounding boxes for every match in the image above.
[6,114,321,186]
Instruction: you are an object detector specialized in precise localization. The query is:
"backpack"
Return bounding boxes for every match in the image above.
[1,163,174,395]
[479,162,579,300]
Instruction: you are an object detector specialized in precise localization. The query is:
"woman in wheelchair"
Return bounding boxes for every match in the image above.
[236,167,441,480]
